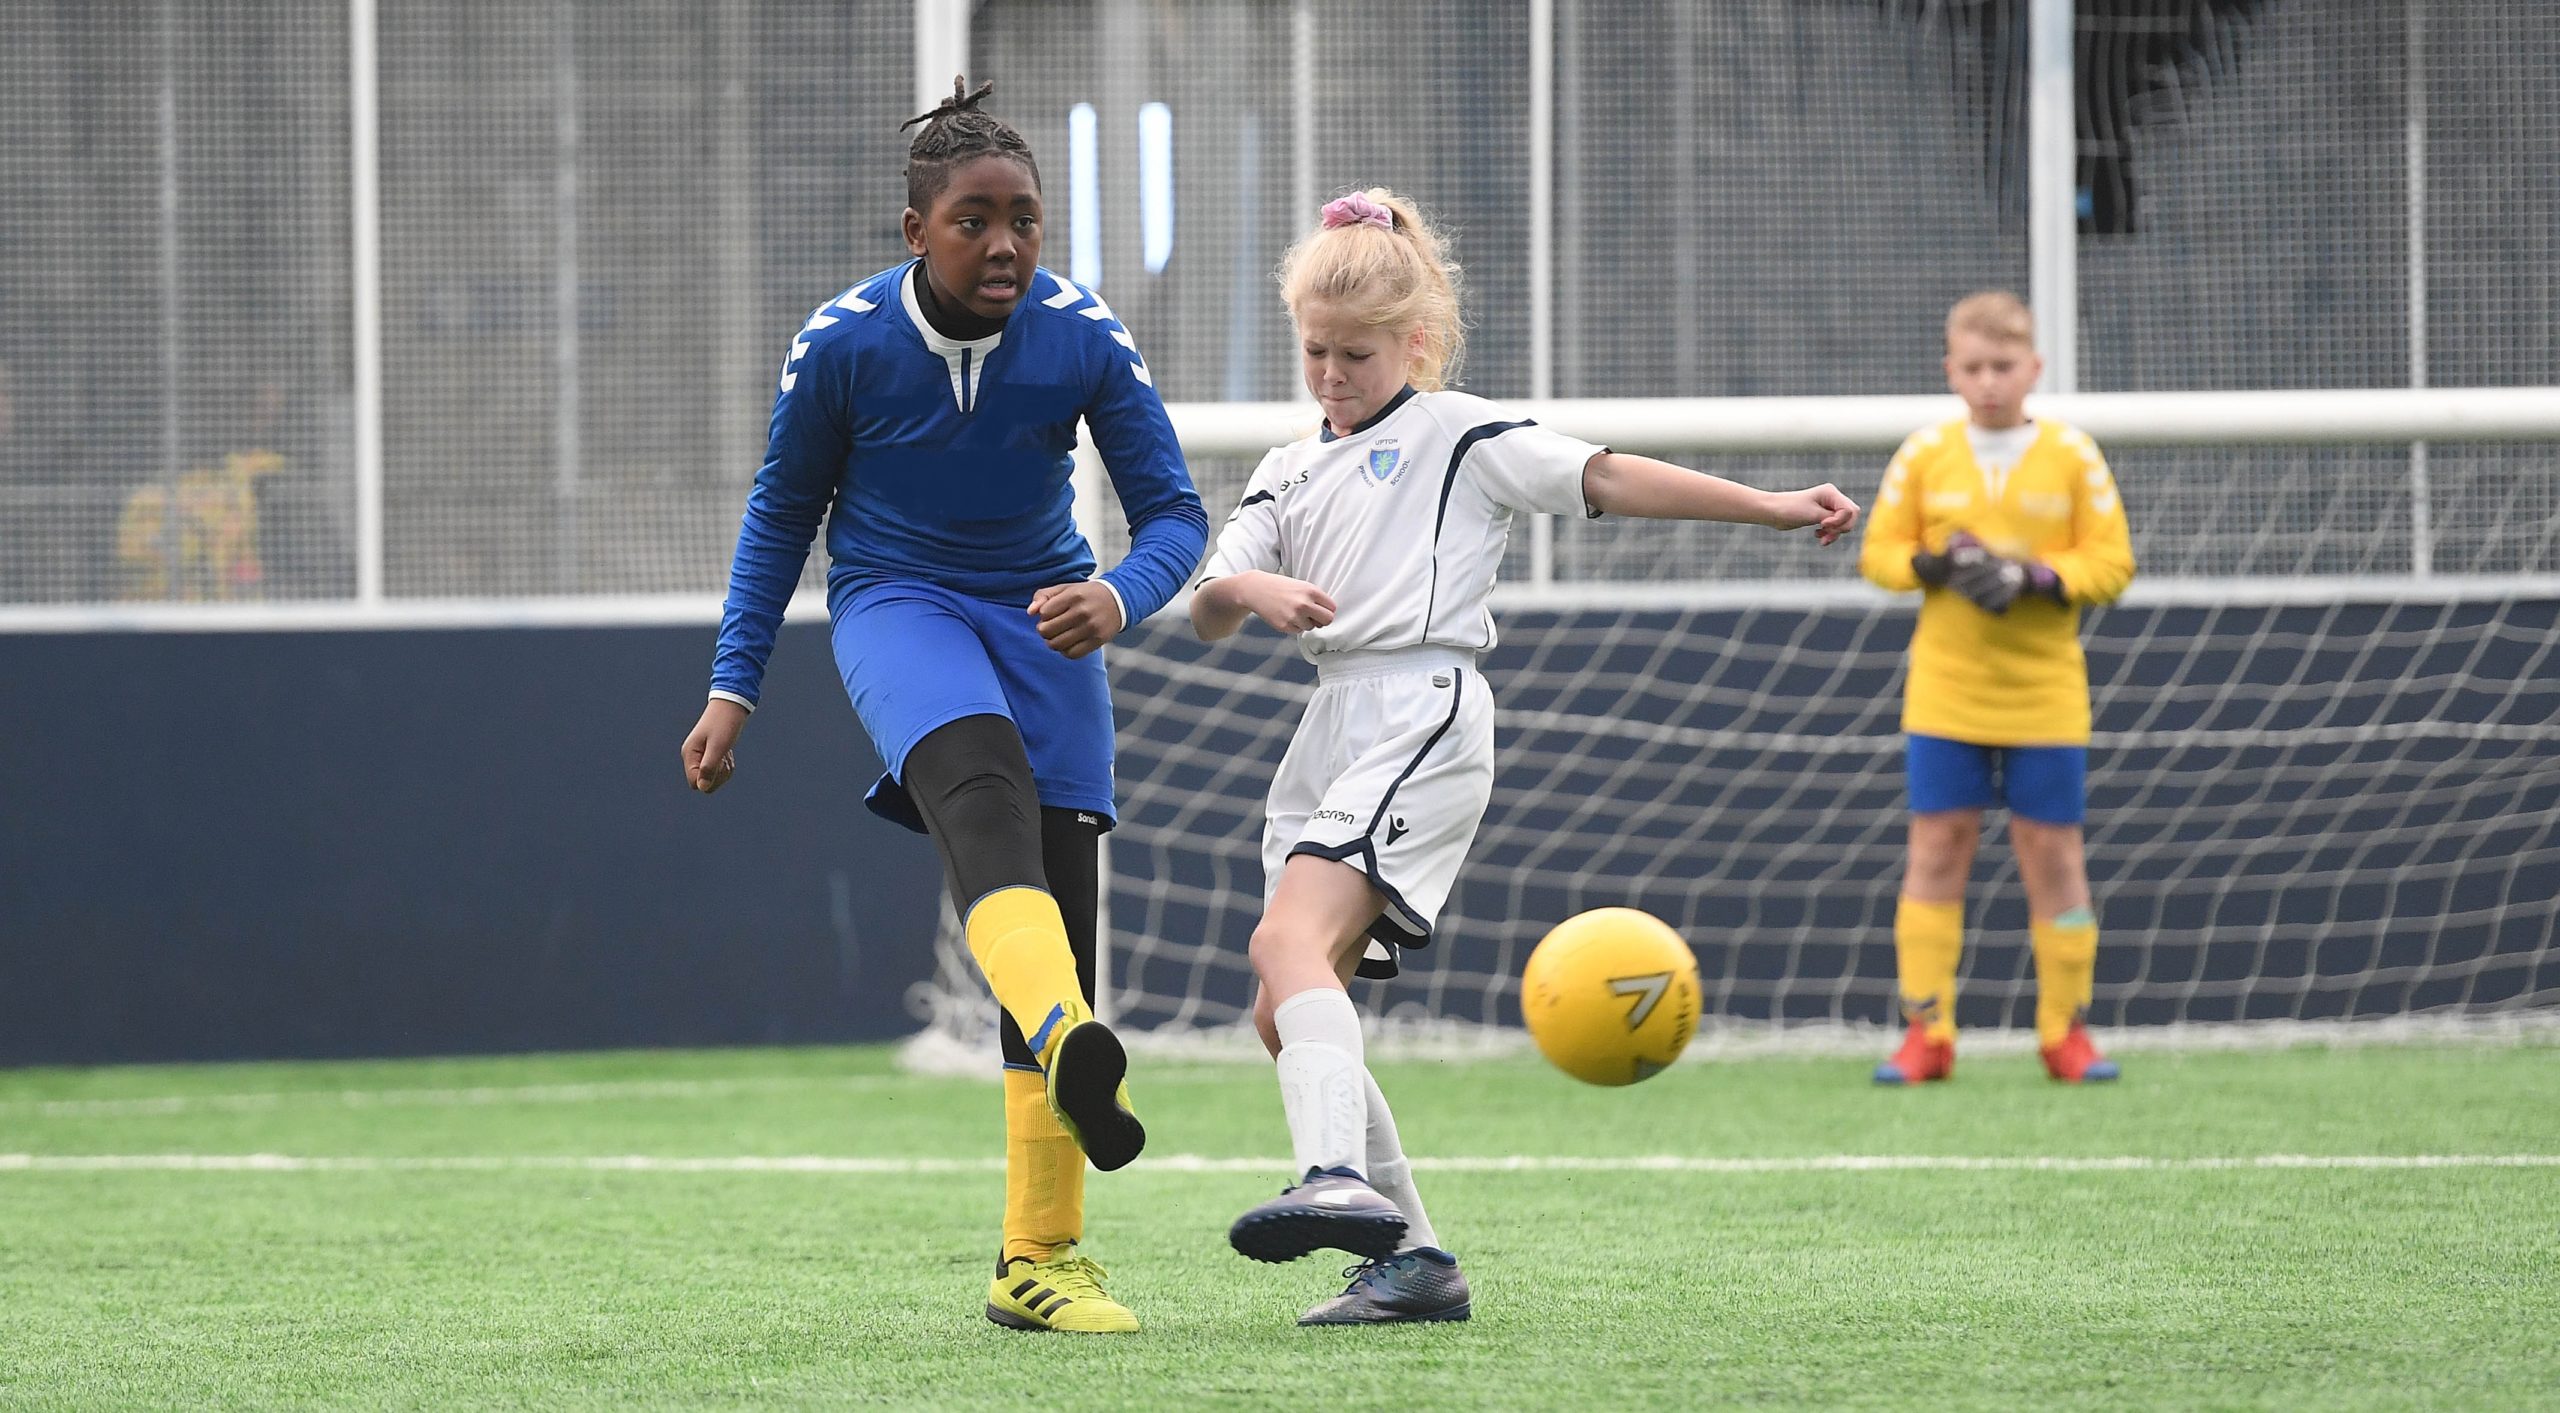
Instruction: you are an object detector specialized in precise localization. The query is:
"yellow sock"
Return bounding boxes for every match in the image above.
[964,886,1089,1065]
[1002,1068,1084,1265]
[2032,907,2099,1047]
[1894,897,1964,1042]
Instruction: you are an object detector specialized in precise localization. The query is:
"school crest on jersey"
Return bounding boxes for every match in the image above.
[1365,439,1407,486]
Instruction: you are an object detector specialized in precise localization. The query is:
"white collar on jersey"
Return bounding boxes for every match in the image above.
[1965,417,2042,499]
[898,262,1008,357]
[900,262,1005,412]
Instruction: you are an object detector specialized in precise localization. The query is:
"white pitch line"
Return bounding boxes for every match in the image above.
[1413,1154,2560,1173]
[1,1069,1261,1120]
[1,1153,2553,1176]
[0,1076,906,1118]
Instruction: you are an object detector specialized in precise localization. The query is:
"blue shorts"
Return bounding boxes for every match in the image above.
[829,576,1116,834]
[1905,734,2086,825]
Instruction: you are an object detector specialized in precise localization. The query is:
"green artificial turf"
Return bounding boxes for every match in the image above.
[1,1041,2553,1410]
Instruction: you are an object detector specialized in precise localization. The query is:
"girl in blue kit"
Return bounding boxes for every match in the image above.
[678,79,1207,1334]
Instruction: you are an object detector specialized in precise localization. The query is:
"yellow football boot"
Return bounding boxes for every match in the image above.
[984,1245,1140,1333]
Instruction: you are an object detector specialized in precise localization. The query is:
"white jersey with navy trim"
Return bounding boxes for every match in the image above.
[1194,387,1604,662]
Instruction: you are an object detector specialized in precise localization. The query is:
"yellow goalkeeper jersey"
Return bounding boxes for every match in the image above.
[1859,416,2136,746]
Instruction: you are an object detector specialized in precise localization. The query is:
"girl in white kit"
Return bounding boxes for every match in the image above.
[1190,187,1859,1326]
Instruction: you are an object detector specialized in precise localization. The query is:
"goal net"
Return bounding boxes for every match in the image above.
[901,398,2560,1069]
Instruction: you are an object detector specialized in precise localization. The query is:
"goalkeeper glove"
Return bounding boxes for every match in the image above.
[1912,530,1989,589]
[1911,530,1978,587]
[1947,547,2064,615]
[1949,552,2023,613]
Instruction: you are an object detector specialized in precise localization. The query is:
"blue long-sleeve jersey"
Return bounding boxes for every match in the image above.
[710,261,1208,706]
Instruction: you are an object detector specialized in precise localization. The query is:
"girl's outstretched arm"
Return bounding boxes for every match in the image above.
[1581,452,1858,544]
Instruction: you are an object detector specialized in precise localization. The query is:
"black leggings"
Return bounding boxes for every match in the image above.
[900,713,1102,1069]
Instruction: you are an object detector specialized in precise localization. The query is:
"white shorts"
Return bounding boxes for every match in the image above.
[1264,647,1496,980]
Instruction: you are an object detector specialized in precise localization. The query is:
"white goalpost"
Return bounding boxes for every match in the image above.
[899,386,2560,1073]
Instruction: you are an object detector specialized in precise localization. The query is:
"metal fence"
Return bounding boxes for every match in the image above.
[1,0,2553,606]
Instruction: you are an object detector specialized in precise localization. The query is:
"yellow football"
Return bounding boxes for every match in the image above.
[1521,907,1701,1086]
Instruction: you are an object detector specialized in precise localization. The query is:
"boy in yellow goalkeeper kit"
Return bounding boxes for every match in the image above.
[1859,292,2136,1084]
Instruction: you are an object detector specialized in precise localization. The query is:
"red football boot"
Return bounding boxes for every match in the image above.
[1872,1020,1954,1085]
[2039,1021,2121,1083]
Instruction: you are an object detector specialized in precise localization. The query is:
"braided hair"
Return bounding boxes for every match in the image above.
[900,76,1039,213]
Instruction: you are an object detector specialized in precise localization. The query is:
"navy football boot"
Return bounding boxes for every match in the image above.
[1298,1246,1473,1326]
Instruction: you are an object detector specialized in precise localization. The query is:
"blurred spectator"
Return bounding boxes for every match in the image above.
[117,381,289,602]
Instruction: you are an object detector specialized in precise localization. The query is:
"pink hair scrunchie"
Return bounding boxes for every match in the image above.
[1321,193,1395,231]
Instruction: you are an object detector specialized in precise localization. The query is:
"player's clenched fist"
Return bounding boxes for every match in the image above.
[1243,573,1337,634]
[1030,580,1126,659]
[681,698,748,794]
[1776,484,1859,545]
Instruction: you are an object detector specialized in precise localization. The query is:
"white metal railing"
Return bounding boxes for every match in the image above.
[1153,386,2560,596]
[1162,388,2560,456]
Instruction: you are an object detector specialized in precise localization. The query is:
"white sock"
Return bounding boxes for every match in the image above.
[1364,1069,1440,1252]
[1272,988,1368,1178]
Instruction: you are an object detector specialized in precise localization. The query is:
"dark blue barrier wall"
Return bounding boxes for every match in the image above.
[13,600,2555,1066]
[0,622,942,1066]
